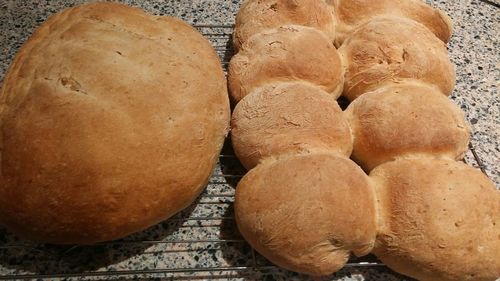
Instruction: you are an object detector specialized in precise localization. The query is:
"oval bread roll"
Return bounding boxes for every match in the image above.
[233,0,336,50]
[371,159,500,281]
[345,81,470,171]
[228,25,344,103]
[0,3,230,244]
[235,153,377,276]
[330,0,453,45]
[231,82,352,169]
[338,16,455,101]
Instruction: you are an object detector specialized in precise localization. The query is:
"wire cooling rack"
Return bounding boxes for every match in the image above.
[0,24,489,281]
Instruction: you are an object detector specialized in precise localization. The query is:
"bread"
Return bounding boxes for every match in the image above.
[235,153,377,276]
[338,16,455,101]
[229,0,499,279]
[329,0,453,46]
[371,159,500,281]
[231,82,352,169]
[229,3,370,276]
[345,81,470,171]
[228,25,344,103]
[0,2,230,244]
[233,0,335,51]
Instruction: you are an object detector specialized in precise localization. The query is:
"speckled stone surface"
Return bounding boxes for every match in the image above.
[0,0,498,280]
[431,0,500,187]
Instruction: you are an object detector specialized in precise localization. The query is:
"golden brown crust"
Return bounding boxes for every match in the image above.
[371,159,500,281]
[0,2,230,244]
[231,82,352,169]
[338,16,455,101]
[228,25,344,104]
[345,81,470,171]
[331,0,453,46]
[235,153,377,276]
[233,0,336,50]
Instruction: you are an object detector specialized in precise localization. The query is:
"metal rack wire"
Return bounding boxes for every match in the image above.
[0,24,490,281]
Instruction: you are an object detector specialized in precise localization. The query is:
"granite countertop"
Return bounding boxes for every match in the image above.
[0,0,498,280]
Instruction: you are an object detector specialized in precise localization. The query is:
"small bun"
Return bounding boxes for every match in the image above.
[371,159,500,281]
[231,82,352,169]
[338,16,455,101]
[228,25,344,103]
[233,0,336,50]
[345,81,470,171]
[331,0,453,45]
[235,153,377,276]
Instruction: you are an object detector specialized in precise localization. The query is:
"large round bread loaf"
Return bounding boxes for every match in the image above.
[338,16,455,101]
[235,153,377,276]
[231,82,352,169]
[0,3,230,244]
[330,0,453,45]
[233,0,335,51]
[345,81,470,171]
[371,159,500,281]
[228,25,344,103]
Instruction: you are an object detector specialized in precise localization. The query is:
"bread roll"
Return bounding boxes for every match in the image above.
[371,159,500,281]
[338,16,455,101]
[235,153,377,276]
[345,81,470,171]
[0,3,230,244]
[231,82,352,169]
[329,0,453,46]
[233,0,335,50]
[228,25,344,103]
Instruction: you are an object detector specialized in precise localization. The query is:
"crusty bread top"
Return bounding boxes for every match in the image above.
[338,16,455,101]
[345,81,470,171]
[0,2,229,244]
[331,0,453,46]
[228,25,344,104]
[235,153,377,276]
[233,0,336,50]
[231,82,352,169]
[371,159,500,281]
